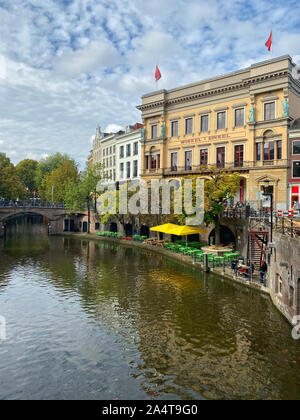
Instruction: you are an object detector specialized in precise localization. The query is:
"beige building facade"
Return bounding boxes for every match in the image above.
[137,55,300,211]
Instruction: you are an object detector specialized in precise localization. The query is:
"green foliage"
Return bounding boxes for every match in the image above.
[15,159,38,197]
[203,168,241,245]
[35,153,76,188]
[0,153,26,200]
[64,163,102,211]
[39,160,79,202]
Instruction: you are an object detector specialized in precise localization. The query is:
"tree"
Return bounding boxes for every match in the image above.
[39,160,79,202]
[203,168,241,245]
[64,163,102,233]
[35,153,77,188]
[0,153,26,200]
[16,159,38,197]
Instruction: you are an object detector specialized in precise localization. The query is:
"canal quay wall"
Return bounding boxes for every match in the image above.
[268,232,300,324]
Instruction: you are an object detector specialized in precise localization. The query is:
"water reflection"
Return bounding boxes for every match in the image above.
[0,236,299,400]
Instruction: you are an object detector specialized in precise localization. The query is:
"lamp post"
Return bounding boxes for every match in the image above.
[263,179,273,243]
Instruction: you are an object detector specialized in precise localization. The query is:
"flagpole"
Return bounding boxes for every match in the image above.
[271,27,273,59]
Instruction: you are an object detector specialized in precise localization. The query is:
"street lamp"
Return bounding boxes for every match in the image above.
[263,179,273,242]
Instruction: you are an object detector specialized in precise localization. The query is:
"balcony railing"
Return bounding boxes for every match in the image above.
[162,160,289,175]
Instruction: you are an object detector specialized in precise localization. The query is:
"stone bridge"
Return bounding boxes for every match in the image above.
[0,203,70,237]
[0,203,67,223]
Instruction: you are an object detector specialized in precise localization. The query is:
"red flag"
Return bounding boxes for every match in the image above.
[265,31,272,51]
[155,65,161,82]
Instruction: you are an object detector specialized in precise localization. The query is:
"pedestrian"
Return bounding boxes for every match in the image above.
[231,258,238,276]
[260,260,267,284]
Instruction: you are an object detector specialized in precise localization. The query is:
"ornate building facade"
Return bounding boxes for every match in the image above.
[137,55,300,211]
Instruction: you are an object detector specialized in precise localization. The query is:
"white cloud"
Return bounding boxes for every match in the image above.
[55,40,122,78]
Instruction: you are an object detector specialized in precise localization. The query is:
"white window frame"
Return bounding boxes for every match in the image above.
[292,161,300,179]
[292,140,300,155]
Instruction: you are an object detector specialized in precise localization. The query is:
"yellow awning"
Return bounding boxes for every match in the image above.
[169,225,206,236]
[150,223,179,234]
[150,224,206,235]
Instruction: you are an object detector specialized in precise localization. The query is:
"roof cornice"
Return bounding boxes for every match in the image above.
[137,69,290,112]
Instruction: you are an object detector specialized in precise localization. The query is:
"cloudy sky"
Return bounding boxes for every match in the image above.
[0,0,299,167]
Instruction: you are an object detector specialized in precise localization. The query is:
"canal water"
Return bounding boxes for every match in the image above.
[0,235,299,400]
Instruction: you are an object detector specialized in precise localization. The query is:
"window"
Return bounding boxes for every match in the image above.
[126,144,131,157]
[113,170,116,181]
[102,159,105,168]
[106,158,109,168]
[234,145,244,167]
[120,146,124,158]
[293,161,300,178]
[216,147,225,168]
[256,143,262,161]
[217,111,226,130]
[185,151,192,170]
[171,121,179,137]
[113,145,116,153]
[133,142,138,155]
[126,161,131,178]
[103,149,106,157]
[151,154,160,170]
[133,160,138,178]
[171,152,178,171]
[235,108,244,127]
[293,141,300,155]
[200,149,208,166]
[200,115,209,132]
[110,146,112,155]
[120,163,124,179]
[110,157,112,167]
[264,141,274,160]
[277,140,282,160]
[264,102,275,121]
[145,156,149,170]
[185,118,193,135]
[151,125,157,139]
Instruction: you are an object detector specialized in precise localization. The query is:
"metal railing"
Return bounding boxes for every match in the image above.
[0,201,65,209]
[163,160,289,175]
